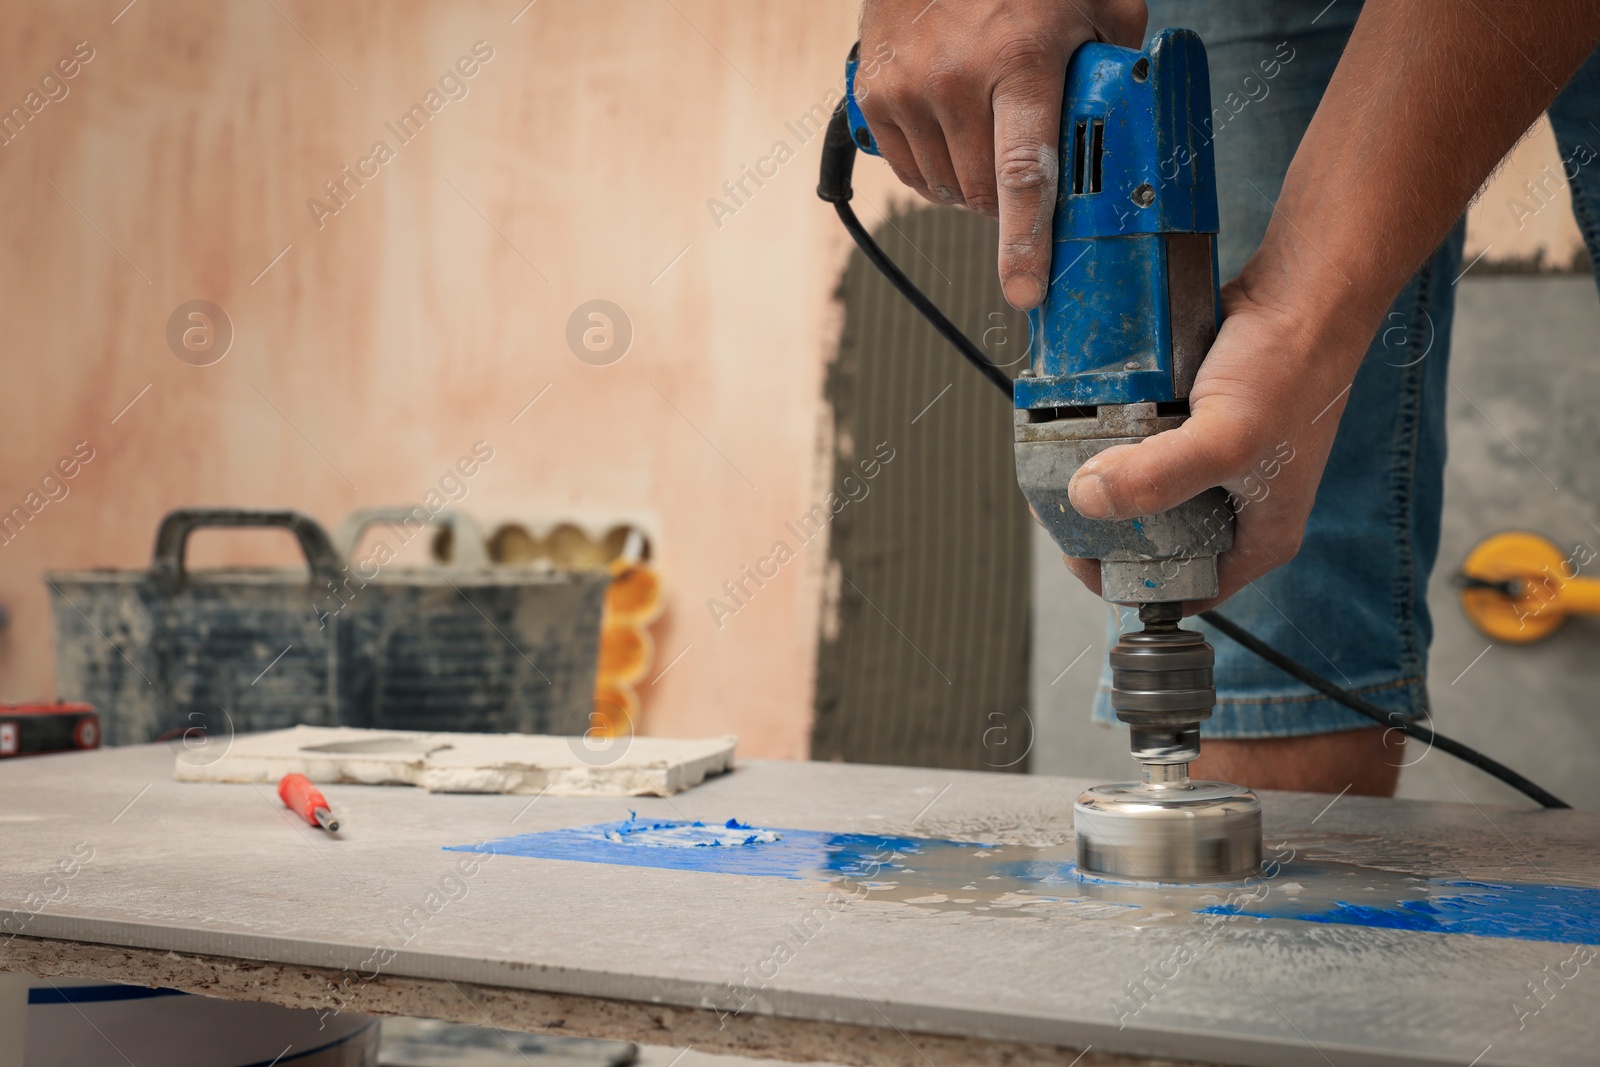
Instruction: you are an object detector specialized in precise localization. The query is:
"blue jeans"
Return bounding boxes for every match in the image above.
[1090,2,1600,737]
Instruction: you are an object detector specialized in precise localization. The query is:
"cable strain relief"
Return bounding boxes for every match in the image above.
[817,99,857,204]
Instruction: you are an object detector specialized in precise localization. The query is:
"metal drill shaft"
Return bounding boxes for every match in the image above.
[1142,762,1191,787]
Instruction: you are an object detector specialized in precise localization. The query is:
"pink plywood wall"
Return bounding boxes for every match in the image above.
[0,0,911,758]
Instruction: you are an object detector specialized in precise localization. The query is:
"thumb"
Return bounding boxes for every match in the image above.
[1067,406,1253,519]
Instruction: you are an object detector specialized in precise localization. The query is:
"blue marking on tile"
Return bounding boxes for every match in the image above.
[446,817,1600,945]
[446,815,963,880]
[1202,879,1600,944]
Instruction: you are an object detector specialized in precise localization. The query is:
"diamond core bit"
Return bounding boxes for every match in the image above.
[1075,779,1262,882]
[1075,603,1264,883]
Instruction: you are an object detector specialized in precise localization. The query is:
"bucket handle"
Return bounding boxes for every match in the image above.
[332,506,490,567]
[151,509,343,589]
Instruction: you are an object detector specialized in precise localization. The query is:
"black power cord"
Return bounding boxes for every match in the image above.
[832,201,1014,395]
[818,100,1570,810]
[817,90,1012,395]
[1200,612,1568,809]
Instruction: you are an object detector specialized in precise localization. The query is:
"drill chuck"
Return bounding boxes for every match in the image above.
[1110,602,1214,765]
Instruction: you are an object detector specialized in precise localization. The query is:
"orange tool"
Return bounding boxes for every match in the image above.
[1457,531,1600,643]
[277,772,340,832]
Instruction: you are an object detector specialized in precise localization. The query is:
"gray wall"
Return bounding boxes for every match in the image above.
[1033,275,1600,810]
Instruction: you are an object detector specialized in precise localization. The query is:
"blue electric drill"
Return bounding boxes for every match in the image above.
[823,29,1262,882]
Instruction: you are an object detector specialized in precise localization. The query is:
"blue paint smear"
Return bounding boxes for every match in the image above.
[446,819,1600,945]
[1203,878,1600,943]
[448,814,964,880]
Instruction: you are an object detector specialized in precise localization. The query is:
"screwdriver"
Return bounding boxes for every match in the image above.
[277,772,340,832]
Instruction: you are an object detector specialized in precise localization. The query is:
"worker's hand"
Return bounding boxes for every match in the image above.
[1061,273,1384,612]
[856,0,1147,310]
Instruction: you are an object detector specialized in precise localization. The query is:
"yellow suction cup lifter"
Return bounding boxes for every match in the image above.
[1457,531,1600,643]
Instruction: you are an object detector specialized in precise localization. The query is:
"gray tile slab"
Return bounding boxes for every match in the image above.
[2,744,1597,1067]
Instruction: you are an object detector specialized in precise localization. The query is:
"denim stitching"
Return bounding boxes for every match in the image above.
[1217,675,1423,705]
[1388,260,1432,689]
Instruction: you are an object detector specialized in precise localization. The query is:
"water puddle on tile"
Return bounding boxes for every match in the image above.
[449,817,1600,943]
[803,833,1600,943]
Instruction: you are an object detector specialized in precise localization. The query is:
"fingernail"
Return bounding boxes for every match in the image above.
[1003,275,1042,309]
[1069,471,1111,517]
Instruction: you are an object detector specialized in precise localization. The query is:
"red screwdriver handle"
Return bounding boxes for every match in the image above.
[277,772,339,831]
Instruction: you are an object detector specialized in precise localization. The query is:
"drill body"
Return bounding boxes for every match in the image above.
[849,30,1235,767]
[845,30,1260,880]
[1011,29,1232,605]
